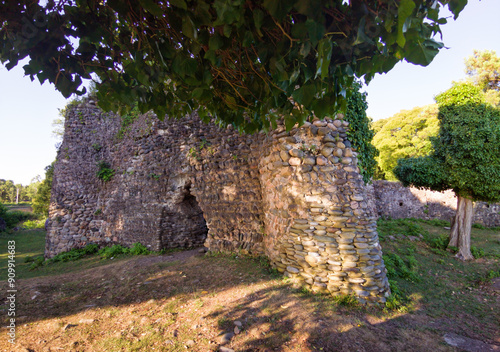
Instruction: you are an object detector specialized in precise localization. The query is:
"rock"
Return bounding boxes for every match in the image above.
[63,323,77,331]
[220,332,234,344]
[185,340,196,348]
[234,326,240,334]
[321,147,334,157]
[234,320,243,327]
[219,347,236,352]
[78,318,95,324]
[289,157,301,166]
[443,332,500,352]
[316,156,328,165]
[303,156,316,165]
[289,149,304,158]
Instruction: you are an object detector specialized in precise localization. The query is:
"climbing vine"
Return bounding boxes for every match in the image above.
[344,84,378,183]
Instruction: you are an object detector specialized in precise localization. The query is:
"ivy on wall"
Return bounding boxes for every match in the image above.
[344,84,378,184]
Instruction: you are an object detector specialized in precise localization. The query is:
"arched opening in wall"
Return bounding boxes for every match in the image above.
[159,182,208,249]
[179,183,208,245]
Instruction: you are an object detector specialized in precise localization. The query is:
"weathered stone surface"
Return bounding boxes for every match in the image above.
[373,180,500,227]
[47,106,391,304]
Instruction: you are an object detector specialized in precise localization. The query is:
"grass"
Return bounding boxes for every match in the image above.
[377,218,500,337]
[0,219,498,351]
[0,231,134,280]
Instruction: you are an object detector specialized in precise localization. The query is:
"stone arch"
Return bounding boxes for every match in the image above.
[158,177,208,249]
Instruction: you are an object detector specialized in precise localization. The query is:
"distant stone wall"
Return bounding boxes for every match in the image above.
[373,180,500,227]
[47,100,390,304]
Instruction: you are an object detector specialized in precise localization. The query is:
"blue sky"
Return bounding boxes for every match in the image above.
[1,0,499,185]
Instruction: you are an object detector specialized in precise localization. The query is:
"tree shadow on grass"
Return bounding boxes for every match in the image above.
[3,249,499,351]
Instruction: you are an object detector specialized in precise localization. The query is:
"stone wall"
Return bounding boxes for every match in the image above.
[47,100,390,304]
[373,180,500,227]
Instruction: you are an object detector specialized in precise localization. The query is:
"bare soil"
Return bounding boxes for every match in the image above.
[1,248,499,352]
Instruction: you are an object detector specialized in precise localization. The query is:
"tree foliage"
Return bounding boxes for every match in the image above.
[394,82,500,260]
[0,0,466,132]
[372,104,439,180]
[0,179,40,203]
[32,163,55,216]
[465,50,500,107]
[395,82,500,202]
[344,84,378,183]
[465,50,500,92]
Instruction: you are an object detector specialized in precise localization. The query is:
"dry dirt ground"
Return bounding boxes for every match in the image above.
[1,249,498,352]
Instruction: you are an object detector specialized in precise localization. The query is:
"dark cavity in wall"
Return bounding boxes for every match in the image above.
[159,183,208,249]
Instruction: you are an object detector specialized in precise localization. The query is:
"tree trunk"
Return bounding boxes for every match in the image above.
[448,195,474,260]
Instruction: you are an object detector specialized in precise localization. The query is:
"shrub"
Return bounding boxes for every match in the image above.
[98,244,129,259]
[129,242,151,255]
[22,219,46,230]
[96,161,115,182]
[383,253,419,282]
[29,256,45,271]
[32,163,54,216]
[427,234,449,251]
[0,208,37,229]
[471,246,485,259]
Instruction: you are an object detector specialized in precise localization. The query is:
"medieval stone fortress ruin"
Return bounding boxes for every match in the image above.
[45,99,390,303]
[46,99,500,304]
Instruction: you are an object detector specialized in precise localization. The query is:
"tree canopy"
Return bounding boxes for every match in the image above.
[395,82,500,202]
[1,0,466,132]
[372,104,439,180]
[32,163,54,216]
[394,82,500,260]
[465,50,500,107]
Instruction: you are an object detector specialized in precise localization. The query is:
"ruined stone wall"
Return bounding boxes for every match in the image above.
[373,181,500,227]
[47,100,390,303]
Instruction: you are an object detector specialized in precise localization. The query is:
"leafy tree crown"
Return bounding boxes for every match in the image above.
[1,0,466,133]
[395,82,500,203]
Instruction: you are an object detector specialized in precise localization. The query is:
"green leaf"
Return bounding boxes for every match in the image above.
[405,38,443,66]
[448,0,468,20]
[209,34,224,50]
[224,94,237,109]
[242,31,254,47]
[263,0,292,20]
[299,42,311,57]
[353,17,375,46]
[253,9,264,37]
[316,38,332,79]
[182,17,197,39]
[169,0,187,10]
[397,0,416,48]
[192,87,205,99]
[292,84,315,106]
[204,50,217,65]
[284,114,296,130]
[305,19,325,46]
[138,0,164,16]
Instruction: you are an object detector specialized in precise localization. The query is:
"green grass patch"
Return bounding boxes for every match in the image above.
[378,218,500,335]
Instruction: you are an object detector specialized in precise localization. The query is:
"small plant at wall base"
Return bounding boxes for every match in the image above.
[96,161,115,182]
[149,173,160,180]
